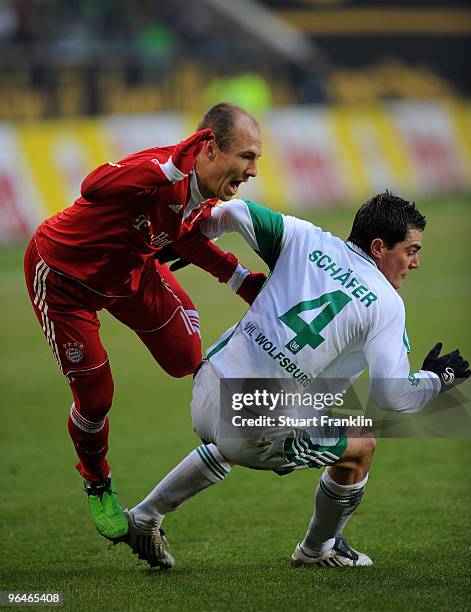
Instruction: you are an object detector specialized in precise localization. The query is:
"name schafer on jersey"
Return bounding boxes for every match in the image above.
[202,199,440,413]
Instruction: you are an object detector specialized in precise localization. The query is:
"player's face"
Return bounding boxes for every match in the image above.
[198,115,262,201]
[376,228,422,289]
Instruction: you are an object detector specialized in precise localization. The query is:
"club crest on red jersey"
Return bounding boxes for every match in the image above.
[63,342,84,364]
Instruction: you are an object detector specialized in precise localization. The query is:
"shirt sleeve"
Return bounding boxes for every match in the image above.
[170,229,238,284]
[80,153,184,202]
[200,199,285,270]
[365,294,441,413]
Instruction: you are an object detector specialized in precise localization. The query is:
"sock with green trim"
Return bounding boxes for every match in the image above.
[131,444,231,531]
[301,468,368,558]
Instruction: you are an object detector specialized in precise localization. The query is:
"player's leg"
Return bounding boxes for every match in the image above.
[69,364,129,540]
[292,431,376,568]
[24,240,127,539]
[131,442,232,531]
[122,441,231,568]
[117,361,231,567]
[132,359,231,531]
[139,261,202,377]
[108,260,202,378]
[67,366,113,483]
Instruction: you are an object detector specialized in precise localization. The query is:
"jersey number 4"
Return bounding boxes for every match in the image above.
[279,290,352,355]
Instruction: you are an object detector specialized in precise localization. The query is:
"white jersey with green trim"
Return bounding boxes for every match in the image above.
[200,199,441,413]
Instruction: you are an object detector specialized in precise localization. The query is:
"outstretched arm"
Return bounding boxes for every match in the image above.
[167,224,266,305]
[81,129,214,202]
[158,198,293,304]
[200,199,286,271]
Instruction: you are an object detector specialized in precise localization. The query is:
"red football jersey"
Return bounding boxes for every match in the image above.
[34,145,237,297]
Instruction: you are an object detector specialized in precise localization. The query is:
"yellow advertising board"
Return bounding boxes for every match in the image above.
[1,101,470,244]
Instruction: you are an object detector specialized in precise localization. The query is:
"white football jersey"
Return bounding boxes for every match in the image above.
[201,199,440,413]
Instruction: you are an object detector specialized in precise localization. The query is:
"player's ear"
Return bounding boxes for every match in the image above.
[204,139,217,161]
[370,238,384,259]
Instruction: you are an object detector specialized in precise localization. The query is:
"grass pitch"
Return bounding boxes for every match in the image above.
[1,197,470,611]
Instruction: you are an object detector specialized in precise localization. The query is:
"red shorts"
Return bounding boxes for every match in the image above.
[24,238,201,378]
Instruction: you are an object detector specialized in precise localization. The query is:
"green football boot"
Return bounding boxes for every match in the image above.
[84,477,128,540]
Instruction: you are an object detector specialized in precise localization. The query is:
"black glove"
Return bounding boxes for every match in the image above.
[422,342,470,392]
[154,244,190,272]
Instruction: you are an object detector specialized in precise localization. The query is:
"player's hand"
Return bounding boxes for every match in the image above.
[236,272,267,305]
[422,342,470,392]
[154,244,190,271]
[172,128,215,175]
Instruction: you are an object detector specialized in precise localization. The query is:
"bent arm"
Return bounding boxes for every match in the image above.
[171,230,241,285]
[81,157,182,202]
[81,129,213,202]
[365,301,441,413]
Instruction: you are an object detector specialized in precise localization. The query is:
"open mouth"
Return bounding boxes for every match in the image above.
[228,180,242,194]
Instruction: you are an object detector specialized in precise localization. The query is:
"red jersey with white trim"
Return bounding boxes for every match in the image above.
[34,145,237,297]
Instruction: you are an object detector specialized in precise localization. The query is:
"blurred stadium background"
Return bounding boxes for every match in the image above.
[1,0,471,236]
[1,1,470,610]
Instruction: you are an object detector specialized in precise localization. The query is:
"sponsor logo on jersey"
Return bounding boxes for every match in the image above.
[133,214,151,231]
[168,204,183,214]
[132,215,172,248]
[63,342,84,364]
[150,231,172,248]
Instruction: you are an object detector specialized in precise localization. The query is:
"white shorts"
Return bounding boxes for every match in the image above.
[191,361,347,472]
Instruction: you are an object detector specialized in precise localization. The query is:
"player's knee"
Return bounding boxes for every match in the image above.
[70,362,114,418]
[340,434,376,470]
[90,381,114,414]
[161,353,201,378]
[159,337,202,378]
[358,436,376,466]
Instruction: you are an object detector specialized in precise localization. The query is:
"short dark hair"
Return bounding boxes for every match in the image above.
[197,102,259,151]
[347,191,426,254]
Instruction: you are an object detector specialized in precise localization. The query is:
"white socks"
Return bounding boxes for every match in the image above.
[130,445,367,556]
[301,468,368,557]
[131,444,231,531]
